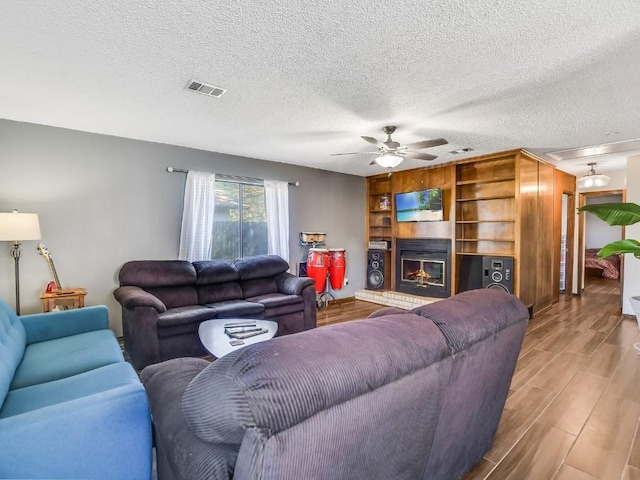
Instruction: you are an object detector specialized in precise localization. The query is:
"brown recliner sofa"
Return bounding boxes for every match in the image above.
[113,255,316,370]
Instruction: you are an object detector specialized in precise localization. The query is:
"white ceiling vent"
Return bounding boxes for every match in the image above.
[185,80,227,98]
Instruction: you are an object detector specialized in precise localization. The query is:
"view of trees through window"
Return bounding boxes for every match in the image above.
[210,181,268,259]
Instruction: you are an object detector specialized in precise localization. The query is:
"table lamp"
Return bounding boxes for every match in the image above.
[0,210,42,315]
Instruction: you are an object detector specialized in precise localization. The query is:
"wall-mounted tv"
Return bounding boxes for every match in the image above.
[395,188,443,222]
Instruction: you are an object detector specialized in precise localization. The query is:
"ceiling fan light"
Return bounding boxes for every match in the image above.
[576,162,610,189]
[375,152,403,168]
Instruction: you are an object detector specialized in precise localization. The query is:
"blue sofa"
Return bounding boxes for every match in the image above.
[0,299,152,479]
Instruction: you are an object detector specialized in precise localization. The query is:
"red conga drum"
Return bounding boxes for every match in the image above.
[328,248,346,290]
[307,248,329,293]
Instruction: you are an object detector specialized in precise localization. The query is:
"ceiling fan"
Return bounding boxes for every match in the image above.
[331,126,448,168]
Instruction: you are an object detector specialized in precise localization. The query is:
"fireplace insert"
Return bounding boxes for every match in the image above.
[396,238,451,298]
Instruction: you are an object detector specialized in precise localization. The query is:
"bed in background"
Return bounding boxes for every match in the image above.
[585,248,621,279]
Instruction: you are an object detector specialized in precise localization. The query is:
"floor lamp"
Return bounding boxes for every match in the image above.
[0,210,41,315]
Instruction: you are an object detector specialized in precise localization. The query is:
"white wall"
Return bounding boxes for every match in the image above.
[585,194,623,249]
[0,119,366,334]
[623,155,640,315]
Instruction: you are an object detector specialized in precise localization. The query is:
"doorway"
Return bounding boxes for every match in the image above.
[577,190,625,301]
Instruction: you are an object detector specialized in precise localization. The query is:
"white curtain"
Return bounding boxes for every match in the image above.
[264,180,290,263]
[178,171,216,261]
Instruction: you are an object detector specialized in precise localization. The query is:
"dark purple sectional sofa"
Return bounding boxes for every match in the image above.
[113,255,316,370]
[141,289,528,480]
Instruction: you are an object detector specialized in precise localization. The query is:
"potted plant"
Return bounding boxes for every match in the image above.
[578,202,640,333]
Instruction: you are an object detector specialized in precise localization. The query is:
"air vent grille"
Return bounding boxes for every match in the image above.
[185,80,227,98]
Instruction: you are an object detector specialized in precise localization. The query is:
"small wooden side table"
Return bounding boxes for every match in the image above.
[40,288,87,312]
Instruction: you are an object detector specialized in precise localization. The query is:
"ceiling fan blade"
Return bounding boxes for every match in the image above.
[331,151,380,157]
[400,151,438,161]
[404,138,448,150]
[361,136,387,148]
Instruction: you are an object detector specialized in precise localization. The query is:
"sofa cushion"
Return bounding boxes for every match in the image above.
[146,286,198,310]
[233,254,289,281]
[118,261,198,309]
[241,278,279,299]
[10,329,124,390]
[410,289,529,354]
[119,260,197,288]
[194,261,240,285]
[247,294,303,318]
[0,362,141,418]
[205,300,265,318]
[197,282,243,305]
[157,306,217,328]
[0,301,27,406]
[141,358,238,480]
[181,312,451,443]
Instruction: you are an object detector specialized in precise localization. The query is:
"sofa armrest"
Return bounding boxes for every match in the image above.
[0,384,152,480]
[275,272,314,295]
[114,286,166,313]
[19,305,109,344]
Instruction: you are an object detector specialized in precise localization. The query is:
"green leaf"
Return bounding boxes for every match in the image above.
[577,202,640,226]
[596,239,640,259]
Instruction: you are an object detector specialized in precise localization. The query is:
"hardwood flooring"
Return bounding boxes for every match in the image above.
[321,278,640,480]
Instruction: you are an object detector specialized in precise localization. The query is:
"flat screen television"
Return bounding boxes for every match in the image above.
[395,188,443,222]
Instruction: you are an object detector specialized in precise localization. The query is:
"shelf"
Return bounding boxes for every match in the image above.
[456,195,514,202]
[456,252,513,257]
[456,238,514,243]
[300,241,326,247]
[456,220,515,224]
[456,176,515,186]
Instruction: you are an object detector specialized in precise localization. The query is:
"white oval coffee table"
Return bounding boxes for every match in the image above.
[199,319,278,358]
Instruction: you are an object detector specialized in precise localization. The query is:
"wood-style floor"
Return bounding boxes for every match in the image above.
[320,278,640,480]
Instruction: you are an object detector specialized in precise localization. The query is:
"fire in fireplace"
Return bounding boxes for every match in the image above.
[396,238,451,298]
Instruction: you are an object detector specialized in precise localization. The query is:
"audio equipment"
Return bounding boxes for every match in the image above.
[366,250,390,290]
[368,240,390,250]
[482,256,514,293]
[457,255,483,293]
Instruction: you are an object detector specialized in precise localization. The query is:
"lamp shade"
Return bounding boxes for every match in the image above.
[375,153,403,169]
[576,163,610,189]
[0,211,42,241]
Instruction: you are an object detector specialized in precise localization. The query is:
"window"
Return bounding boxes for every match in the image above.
[211,181,268,259]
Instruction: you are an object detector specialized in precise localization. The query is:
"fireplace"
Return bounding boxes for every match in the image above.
[396,238,451,298]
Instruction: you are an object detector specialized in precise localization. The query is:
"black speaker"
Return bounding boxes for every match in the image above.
[367,250,390,290]
[482,256,514,293]
[457,255,484,293]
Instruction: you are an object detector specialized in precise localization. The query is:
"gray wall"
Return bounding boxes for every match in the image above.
[0,119,366,334]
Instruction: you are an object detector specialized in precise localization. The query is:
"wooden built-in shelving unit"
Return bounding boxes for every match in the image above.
[365,149,575,316]
[455,157,516,256]
[366,176,393,243]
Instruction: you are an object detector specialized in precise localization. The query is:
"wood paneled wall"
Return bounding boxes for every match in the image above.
[393,164,456,239]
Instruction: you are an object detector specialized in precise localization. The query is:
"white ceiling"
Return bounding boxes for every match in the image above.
[1,1,640,178]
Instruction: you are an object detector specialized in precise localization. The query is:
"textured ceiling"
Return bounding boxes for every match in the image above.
[1,0,639,177]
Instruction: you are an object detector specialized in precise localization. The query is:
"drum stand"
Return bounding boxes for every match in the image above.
[316,273,344,312]
[316,273,335,311]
